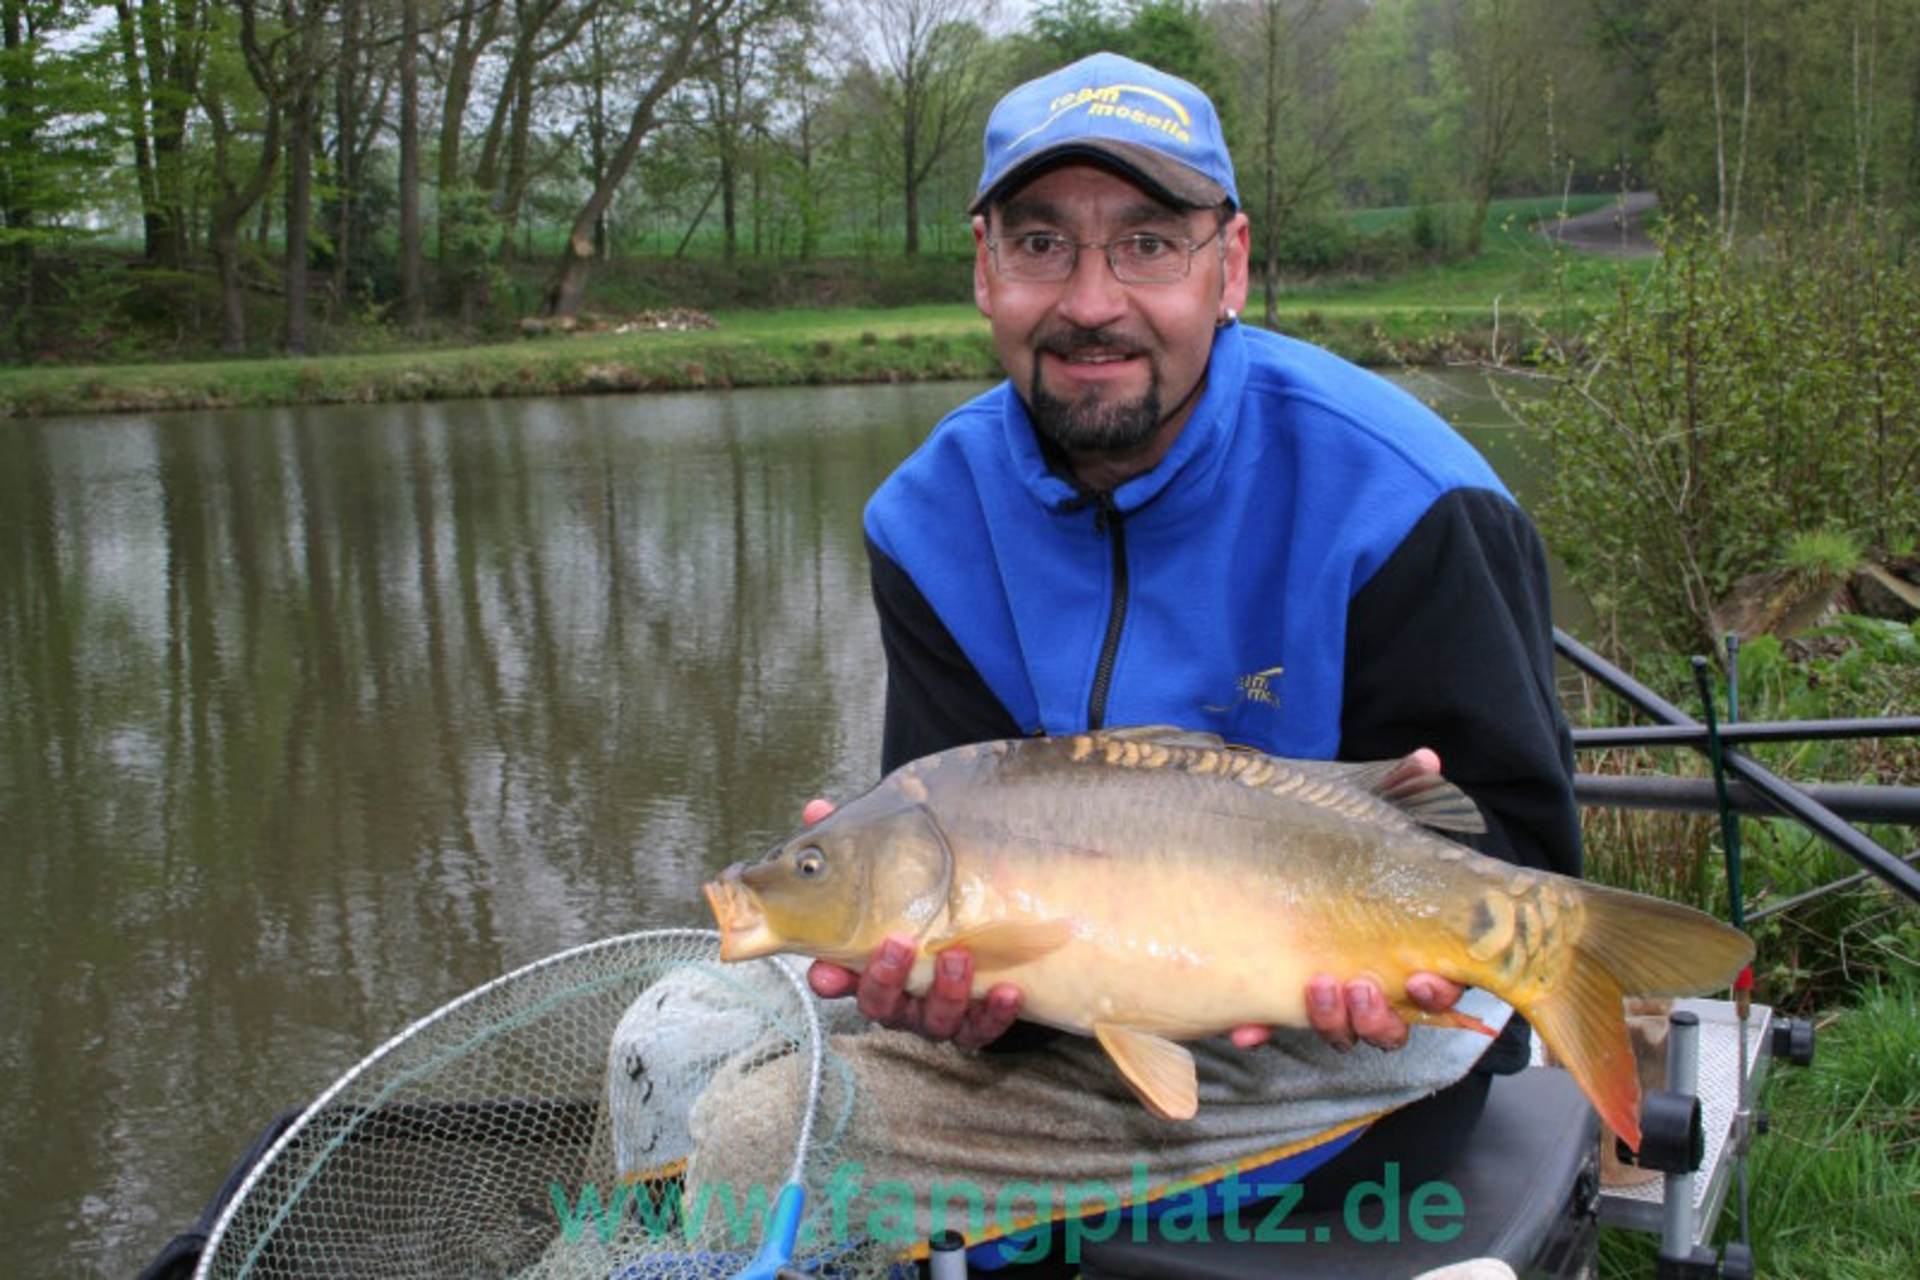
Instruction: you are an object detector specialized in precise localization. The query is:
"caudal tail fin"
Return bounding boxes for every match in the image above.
[1517,885,1753,1152]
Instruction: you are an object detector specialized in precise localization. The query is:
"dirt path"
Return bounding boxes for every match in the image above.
[1537,191,1659,257]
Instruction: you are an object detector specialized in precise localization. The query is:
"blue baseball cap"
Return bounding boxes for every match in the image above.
[970,52,1239,215]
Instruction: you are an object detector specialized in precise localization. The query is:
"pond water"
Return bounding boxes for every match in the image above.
[0,367,1569,1276]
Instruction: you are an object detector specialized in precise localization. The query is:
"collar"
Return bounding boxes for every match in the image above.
[1002,319,1249,521]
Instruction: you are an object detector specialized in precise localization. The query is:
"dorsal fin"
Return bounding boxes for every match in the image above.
[1293,756,1488,834]
[1099,725,1228,749]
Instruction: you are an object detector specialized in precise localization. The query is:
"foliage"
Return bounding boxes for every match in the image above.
[1647,0,1920,230]
[1782,528,1865,583]
[1507,209,1920,656]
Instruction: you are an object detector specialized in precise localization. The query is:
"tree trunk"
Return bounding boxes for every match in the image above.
[720,148,736,262]
[399,0,422,329]
[112,1,164,260]
[332,0,361,314]
[285,77,314,353]
[204,86,280,354]
[144,0,194,268]
[1729,0,1752,241]
[212,221,247,353]
[1,0,32,315]
[436,0,503,267]
[1,0,24,235]
[1261,0,1281,328]
[548,1,724,317]
[496,51,534,260]
[1710,3,1727,233]
[901,121,920,256]
[673,180,721,258]
[1466,181,1492,257]
[588,13,609,260]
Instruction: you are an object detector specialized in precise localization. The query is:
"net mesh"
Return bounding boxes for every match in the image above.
[195,929,902,1279]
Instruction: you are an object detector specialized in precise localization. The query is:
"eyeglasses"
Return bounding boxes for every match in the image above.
[986,227,1224,285]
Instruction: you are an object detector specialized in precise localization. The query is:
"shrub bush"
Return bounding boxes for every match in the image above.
[1507,209,1920,657]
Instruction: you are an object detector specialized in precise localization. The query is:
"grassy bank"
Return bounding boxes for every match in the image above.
[1,195,1650,418]
[0,307,1001,419]
[0,302,1527,419]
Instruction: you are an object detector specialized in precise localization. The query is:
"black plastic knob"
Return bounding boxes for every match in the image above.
[1772,1016,1815,1066]
[1624,1088,1704,1174]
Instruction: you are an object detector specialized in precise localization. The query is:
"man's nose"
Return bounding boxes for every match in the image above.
[1054,243,1128,330]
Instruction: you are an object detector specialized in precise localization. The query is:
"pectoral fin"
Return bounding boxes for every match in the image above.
[1093,1022,1198,1121]
[929,919,1073,971]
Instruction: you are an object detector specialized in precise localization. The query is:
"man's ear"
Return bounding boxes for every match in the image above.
[972,215,994,319]
[1222,211,1251,318]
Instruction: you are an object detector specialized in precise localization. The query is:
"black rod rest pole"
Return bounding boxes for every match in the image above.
[1553,628,1920,906]
[1572,775,1920,825]
[1573,716,1920,749]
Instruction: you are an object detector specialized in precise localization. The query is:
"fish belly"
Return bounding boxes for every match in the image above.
[950,836,1391,1040]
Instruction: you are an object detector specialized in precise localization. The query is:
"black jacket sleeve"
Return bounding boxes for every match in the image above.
[870,534,1025,775]
[1339,487,1581,876]
[1339,487,1582,1074]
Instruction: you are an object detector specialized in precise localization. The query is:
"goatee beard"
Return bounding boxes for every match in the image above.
[1027,333,1162,457]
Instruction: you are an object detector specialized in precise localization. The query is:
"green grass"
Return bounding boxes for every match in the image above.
[1599,974,1920,1278]
[1343,193,1620,236]
[0,306,1010,418]
[1286,195,1650,312]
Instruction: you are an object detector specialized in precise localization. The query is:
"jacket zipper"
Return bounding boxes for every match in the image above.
[1087,492,1129,730]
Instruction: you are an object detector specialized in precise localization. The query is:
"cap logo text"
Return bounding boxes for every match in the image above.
[1027,82,1194,147]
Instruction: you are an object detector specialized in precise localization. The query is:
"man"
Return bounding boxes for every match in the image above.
[807,50,1580,1203]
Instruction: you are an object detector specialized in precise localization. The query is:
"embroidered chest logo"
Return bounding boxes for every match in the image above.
[1204,665,1285,714]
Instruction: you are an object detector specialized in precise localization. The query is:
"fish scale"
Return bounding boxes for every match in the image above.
[706,727,1754,1150]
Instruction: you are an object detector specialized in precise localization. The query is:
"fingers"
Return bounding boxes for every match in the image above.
[1306,974,1411,1051]
[1343,977,1409,1050]
[1307,974,1354,1051]
[1380,747,1443,793]
[807,959,857,1000]
[856,937,914,1026]
[1407,973,1464,1012]
[802,797,835,826]
[954,984,1022,1051]
[917,949,973,1041]
[829,936,1018,1049]
[1229,1024,1272,1050]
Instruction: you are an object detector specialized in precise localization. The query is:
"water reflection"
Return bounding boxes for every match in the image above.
[0,368,1549,1275]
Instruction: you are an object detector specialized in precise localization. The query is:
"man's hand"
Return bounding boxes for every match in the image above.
[798,798,1024,1050]
[1229,747,1467,1053]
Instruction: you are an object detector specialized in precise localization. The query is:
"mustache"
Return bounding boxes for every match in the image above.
[1036,326,1148,358]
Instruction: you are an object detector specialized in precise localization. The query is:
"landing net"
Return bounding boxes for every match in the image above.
[194,928,898,1278]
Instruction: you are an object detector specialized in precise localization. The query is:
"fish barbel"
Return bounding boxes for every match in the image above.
[702,727,1753,1150]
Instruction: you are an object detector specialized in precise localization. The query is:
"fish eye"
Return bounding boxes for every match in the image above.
[795,847,826,878]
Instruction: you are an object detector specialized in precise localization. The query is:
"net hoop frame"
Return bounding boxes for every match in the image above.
[192,927,827,1279]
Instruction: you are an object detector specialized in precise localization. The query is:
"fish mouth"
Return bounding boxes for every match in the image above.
[702,874,782,963]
